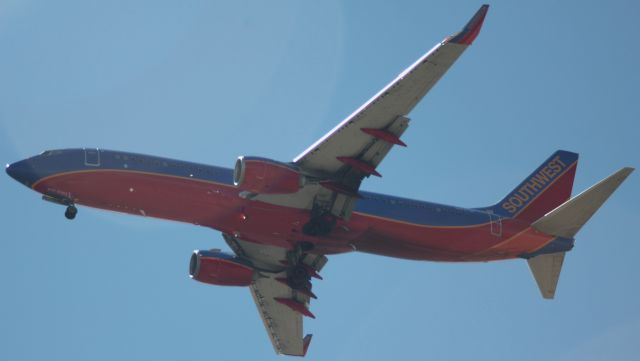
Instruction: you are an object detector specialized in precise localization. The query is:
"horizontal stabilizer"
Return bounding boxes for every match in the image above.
[527,252,565,299]
[532,167,634,238]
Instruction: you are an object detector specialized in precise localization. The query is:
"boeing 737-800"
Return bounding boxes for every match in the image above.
[5,5,634,356]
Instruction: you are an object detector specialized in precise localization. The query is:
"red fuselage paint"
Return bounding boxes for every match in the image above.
[27,163,561,261]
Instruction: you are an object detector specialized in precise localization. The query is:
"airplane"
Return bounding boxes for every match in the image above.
[5,4,635,357]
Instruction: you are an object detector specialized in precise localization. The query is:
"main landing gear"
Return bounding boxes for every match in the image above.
[285,242,316,291]
[302,212,336,237]
[287,264,310,290]
[64,205,77,220]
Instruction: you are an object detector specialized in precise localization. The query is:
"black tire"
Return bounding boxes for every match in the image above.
[287,265,309,290]
[65,205,77,220]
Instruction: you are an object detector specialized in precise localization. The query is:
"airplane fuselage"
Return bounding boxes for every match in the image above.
[7,148,573,262]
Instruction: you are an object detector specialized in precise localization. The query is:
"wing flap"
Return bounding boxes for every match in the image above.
[223,233,287,271]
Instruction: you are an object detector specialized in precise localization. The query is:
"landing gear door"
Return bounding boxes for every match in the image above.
[489,212,502,237]
[84,148,100,167]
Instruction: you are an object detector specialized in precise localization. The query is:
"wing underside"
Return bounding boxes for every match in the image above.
[225,235,326,356]
[218,5,489,357]
[250,275,310,356]
[294,5,489,180]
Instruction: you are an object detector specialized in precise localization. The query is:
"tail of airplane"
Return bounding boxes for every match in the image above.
[484,150,579,222]
[526,166,634,299]
[483,151,633,299]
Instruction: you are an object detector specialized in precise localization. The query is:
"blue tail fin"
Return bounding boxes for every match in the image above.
[484,151,579,222]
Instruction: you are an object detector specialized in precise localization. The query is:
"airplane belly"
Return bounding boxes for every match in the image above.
[30,168,362,254]
[22,149,557,260]
[349,213,555,262]
[32,170,242,228]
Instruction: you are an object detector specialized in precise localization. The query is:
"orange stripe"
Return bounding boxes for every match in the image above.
[31,168,230,190]
[469,227,532,256]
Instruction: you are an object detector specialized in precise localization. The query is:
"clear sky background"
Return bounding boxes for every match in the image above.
[1,1,638,360]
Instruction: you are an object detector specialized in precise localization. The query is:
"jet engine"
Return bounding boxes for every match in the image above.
[189,250,255,286]
[233,156,303,194]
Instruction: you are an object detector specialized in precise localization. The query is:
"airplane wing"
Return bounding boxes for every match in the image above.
[250,275,312,356]
[294,5,489,189]
[222,6,488,354]
[224,234,326,356]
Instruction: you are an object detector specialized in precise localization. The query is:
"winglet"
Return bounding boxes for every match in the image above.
[302,334,312,357]
[450,4,489,45]
[281,334,313,357]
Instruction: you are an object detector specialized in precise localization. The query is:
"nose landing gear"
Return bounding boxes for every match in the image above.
[42,194,77,220]
[64,205,77,220]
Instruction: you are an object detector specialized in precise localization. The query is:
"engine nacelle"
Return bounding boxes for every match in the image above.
[189,250,255,286]
[233,156,303,194]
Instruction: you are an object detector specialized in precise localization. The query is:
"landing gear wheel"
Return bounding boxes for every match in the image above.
[65,205,77,220]
[287,265,310,290]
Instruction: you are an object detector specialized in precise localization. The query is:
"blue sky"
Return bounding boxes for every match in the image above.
[1,1,638,360]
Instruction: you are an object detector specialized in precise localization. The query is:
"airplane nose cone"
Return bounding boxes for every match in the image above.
[6,160,31,185]
[6,162,18,179]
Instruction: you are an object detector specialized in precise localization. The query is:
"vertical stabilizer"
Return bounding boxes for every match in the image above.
[484,150,578,222]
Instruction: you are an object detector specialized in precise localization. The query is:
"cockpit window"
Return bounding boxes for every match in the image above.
[40,150,63,157]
